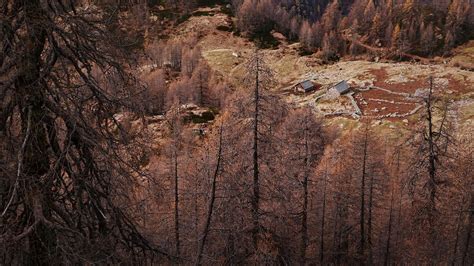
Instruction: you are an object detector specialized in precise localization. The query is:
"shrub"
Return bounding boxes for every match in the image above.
[252,31,280,49]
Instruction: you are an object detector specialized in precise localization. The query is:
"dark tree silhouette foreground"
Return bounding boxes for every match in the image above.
[0,1,171,264]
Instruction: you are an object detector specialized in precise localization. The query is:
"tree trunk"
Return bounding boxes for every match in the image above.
[196,125,224,265]
[359,126,369,264]
[334,206,341,265]
[368,173,374,265]
[194,179,199,256]
[301,119,310,264]
[394,179,404,263]
[16,1,56,263]
[320,163,328,264]
[451,207,462,265]
[173,138,180,257]
[384,185,395,266]
[198,73,204,105]
[252,53,260,250]
[426,77,437,225]
[461,197,473,265]
[425,77,438,261]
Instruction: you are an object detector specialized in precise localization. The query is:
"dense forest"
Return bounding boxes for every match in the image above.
[91,0,474,58]
[0,0,473,265]
[142,0,474,58]
[233,0,474,58]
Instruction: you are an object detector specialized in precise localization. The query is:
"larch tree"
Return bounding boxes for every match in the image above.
[191,61,211,106]
[409,77,454,263]
[458,139,474,265]
[234,49,290,263]
[448,133,473,265]
[164,105,184,258]
[0,0,173,264]
[142,69,168,115]
[383,146,404,266]
[319,158,329,264]
[445,0,471,49]
[195,124,224,265]
[277,107,325,264]
[358,123,371,264]
[243,49,274,251]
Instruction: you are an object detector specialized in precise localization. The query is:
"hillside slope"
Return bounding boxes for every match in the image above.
[155,6,474,134]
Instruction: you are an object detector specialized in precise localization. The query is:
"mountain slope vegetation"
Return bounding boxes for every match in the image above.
[1,0,473,265]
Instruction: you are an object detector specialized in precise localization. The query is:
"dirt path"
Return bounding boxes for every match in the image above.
[342,34,435,63]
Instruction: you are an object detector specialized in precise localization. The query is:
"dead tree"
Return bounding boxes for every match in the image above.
[426,77,438,224]
[409,76,453,262]
[410,77,452,234]
[0,0,173,264]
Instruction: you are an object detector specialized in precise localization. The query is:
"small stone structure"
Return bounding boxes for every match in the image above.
[294,80,315,93]
[328,80,350,96]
